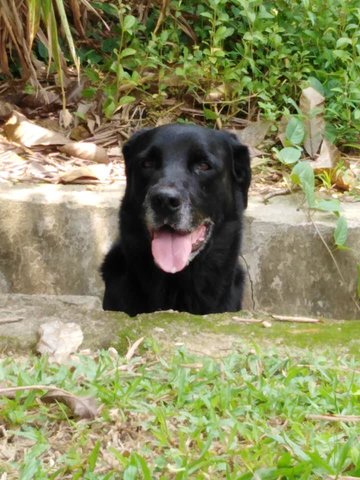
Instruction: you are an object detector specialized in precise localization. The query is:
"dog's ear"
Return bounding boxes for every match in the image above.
[122,128,153,172]
[225,132,251,208]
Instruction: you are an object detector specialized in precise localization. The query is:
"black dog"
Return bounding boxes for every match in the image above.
[101,124,251,316]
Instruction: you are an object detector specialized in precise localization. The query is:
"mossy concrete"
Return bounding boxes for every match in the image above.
[0,184,359,319]
[0,294,359,358]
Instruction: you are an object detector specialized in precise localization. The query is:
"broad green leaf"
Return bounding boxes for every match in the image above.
[123,15,136,32]
[291,161,315,207]
[336,37,352,48]
[334,216,348,247]
[333,49,351,60]
[120,48,137,59]
[199,11,213,19]
[277,147,301,164]
[316,198,341,213]
[214,26,234,43]
[286,117,305,145]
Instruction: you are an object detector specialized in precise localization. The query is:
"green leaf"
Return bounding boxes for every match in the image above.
[214,26,234,43]
[316,198,341,213]
[357,264,360,299]
[333,49,351,60]
[88,441,101,472]
[291,161,315,207]
[123,465,138,480]
[277,147,302,164]
[203,108,218,120]
[118,95,136,106]
[120,48,137,59]
[336,37,352,48]
[308,77,325,96]
[123,15,136,32]
[286,117,305,145]
[334,216,348,247]
[103,99,116,118]
[131,453,152,480]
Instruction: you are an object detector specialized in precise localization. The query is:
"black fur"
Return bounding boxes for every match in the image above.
[101,124,251,316]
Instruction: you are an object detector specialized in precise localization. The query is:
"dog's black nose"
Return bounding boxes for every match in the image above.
[150,187,182,213]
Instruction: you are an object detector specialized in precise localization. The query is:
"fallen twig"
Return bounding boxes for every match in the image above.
[307,414,360,423]
[326,476,360,480]
[232,316,262,323]
[125,337,145,361]
[264,188,292,202]
[0,316,24,324]
[271,314,320,323]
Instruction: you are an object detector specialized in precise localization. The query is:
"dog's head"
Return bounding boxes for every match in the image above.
[122,124,251,273]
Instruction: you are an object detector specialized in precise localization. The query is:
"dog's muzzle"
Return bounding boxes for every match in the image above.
[144,185,213,274]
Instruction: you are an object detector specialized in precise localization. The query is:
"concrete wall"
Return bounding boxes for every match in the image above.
[0,184,359,319]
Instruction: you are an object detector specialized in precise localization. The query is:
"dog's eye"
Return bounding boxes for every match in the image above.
[141,159,155,169]
[195,161,212,173]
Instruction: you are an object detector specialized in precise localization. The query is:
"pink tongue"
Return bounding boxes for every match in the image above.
[152,225,206,273]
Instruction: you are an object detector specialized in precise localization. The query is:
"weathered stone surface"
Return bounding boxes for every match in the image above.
[0,184,120,298]
[0,294,359,355]
[241,195,360,319]
[0,294,121,350]
[0,184,359,319]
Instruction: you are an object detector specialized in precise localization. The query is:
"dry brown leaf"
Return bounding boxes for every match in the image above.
[333,169,356,191]
[232,120,272,148]
[59,164,110,183]
[108,146,123,157]
[0,385,98,419]
[300,87,325,158]
[42,390,98,419]
[59,142,109,163]
[311,140,340,170]
[37,321,84,363]
[4,112,69,147]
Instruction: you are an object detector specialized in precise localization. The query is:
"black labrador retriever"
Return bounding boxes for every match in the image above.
[101,123,251,316]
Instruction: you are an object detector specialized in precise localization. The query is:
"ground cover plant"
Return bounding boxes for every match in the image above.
[0,341,359,479]
[1,0,359,145]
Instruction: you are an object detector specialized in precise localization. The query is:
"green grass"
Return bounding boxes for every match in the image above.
[0,341,359,479]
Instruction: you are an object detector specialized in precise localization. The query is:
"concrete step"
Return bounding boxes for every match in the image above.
[0,184,359,319]
[1,294,359,354]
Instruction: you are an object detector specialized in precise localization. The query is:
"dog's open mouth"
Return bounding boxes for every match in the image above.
[150,221,213,274]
